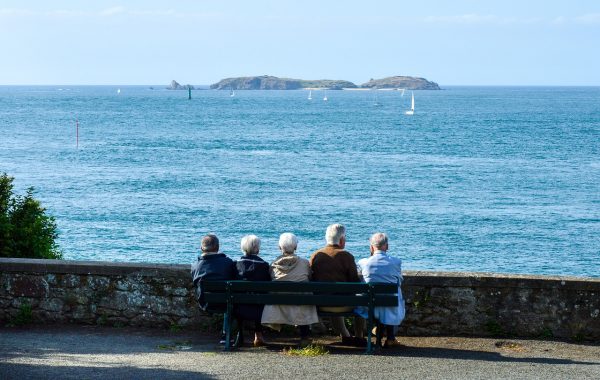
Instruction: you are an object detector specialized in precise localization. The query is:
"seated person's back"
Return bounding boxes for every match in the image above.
[191,234,237,312]
[356,232,405,348]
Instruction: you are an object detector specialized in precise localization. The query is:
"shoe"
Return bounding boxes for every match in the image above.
[383,339,403,348]
[253,339,266,347]
[233,331,244,348]
[219,334,235,345]
[299,338,312,348]
[341,336,367,347]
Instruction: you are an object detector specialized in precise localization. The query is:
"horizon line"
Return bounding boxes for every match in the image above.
[1,83,600,87]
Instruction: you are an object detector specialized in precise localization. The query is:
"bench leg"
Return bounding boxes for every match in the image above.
[366,307,374,354]
[224,310,232,351]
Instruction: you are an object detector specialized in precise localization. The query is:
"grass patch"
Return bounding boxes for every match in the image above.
[495,341,525,352]
[283,344,329,357]
[157,340,192,351]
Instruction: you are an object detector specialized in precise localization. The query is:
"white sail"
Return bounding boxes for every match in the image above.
[405,91,414,115]
[230,88,235,97]
[308,90,312,100]
[323,90,328,101]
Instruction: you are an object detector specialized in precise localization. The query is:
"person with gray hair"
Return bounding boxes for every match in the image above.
[261,233,319,347]
[233,234,271,347]
[355,232,405,348]
[309,224,366,347]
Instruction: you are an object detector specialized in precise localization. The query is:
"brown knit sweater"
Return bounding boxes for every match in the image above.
[309,244,360,282]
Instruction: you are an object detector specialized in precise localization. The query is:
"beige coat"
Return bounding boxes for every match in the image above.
[261,254,319,329]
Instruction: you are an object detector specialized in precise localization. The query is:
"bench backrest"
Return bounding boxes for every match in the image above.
[202,280,398,307]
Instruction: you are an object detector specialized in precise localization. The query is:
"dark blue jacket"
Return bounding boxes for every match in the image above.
[235,255,271,321]
[191,253,237,312]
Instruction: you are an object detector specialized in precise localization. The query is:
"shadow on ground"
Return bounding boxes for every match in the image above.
[0,363,216,380]
[255,340,599,366]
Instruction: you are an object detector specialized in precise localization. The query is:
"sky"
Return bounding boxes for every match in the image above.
[0,0,599,85]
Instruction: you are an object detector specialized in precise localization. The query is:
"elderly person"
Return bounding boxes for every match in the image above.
[191,234,237,312]
[309,224,365,346]
[355,233,405,348]
[261,233,319,347]
[234,234,271,347]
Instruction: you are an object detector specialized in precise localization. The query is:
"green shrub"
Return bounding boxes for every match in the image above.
[9,303,33,326]
[0,173,62,259]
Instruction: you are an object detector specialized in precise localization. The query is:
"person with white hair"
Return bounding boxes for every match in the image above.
[355,232,405,348]
[261,233,319,347]
[309,224,366,347]
[234,234,271,347]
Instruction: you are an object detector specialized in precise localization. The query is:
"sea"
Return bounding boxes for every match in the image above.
[0,86,598,277]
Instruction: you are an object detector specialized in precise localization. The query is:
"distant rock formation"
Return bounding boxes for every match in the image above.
[167,80,194,90]
[210,75,357,90]
[361,76,440,90]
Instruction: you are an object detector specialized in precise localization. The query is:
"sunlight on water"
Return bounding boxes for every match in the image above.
[0,86,598,277]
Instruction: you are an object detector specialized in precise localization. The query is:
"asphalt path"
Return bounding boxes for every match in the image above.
[0,326,599,379]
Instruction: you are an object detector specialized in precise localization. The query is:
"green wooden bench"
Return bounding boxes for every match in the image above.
[202,280,399,354]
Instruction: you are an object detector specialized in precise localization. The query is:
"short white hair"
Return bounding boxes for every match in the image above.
[325,224,346,245]
[279,233,298,254]
[240,234,260,255]
[370,232,388,249]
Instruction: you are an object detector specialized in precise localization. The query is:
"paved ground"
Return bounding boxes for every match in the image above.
[0,326,599,379]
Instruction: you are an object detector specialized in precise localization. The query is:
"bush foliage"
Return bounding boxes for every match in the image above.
[0,173,62,259]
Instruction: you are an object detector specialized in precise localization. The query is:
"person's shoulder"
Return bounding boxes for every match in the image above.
[216,253,235,265]
[337,248,356,260]
[309,247,327,261]
[297,256,310,265]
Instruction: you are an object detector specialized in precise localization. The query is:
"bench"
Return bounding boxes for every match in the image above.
[202,280,399,354]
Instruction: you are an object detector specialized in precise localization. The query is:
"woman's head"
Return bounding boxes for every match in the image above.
[240,234,261,255]
[279,232,298,254]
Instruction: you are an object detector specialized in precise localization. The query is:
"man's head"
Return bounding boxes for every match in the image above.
[369,232,388,254]
[325,223,346,248]
[201,234,219,253]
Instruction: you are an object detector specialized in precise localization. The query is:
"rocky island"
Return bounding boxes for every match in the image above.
[167,80,194,90]
[360,76,440,90]
[209,75,441,90]
[210,75,357,90]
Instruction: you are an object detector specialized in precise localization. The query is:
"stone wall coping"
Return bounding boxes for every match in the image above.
[1,258,598,290]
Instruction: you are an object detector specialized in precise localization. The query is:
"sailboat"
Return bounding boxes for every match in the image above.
[230,88,235,97]
[323,90,328,101]
[405,92,415,115]
[117,88,121,95]
[308,90,312,100]
[373,90,382,107]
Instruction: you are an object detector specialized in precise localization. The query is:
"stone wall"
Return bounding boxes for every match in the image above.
[1,258,598,340]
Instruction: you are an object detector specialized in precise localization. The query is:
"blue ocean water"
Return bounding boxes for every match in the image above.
[0,86,598,277]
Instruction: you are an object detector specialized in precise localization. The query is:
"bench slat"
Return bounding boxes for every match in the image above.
[202,280,398,293]
[203,293,398,307]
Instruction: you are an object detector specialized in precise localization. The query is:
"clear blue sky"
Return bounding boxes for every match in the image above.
[1,0,599,85]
